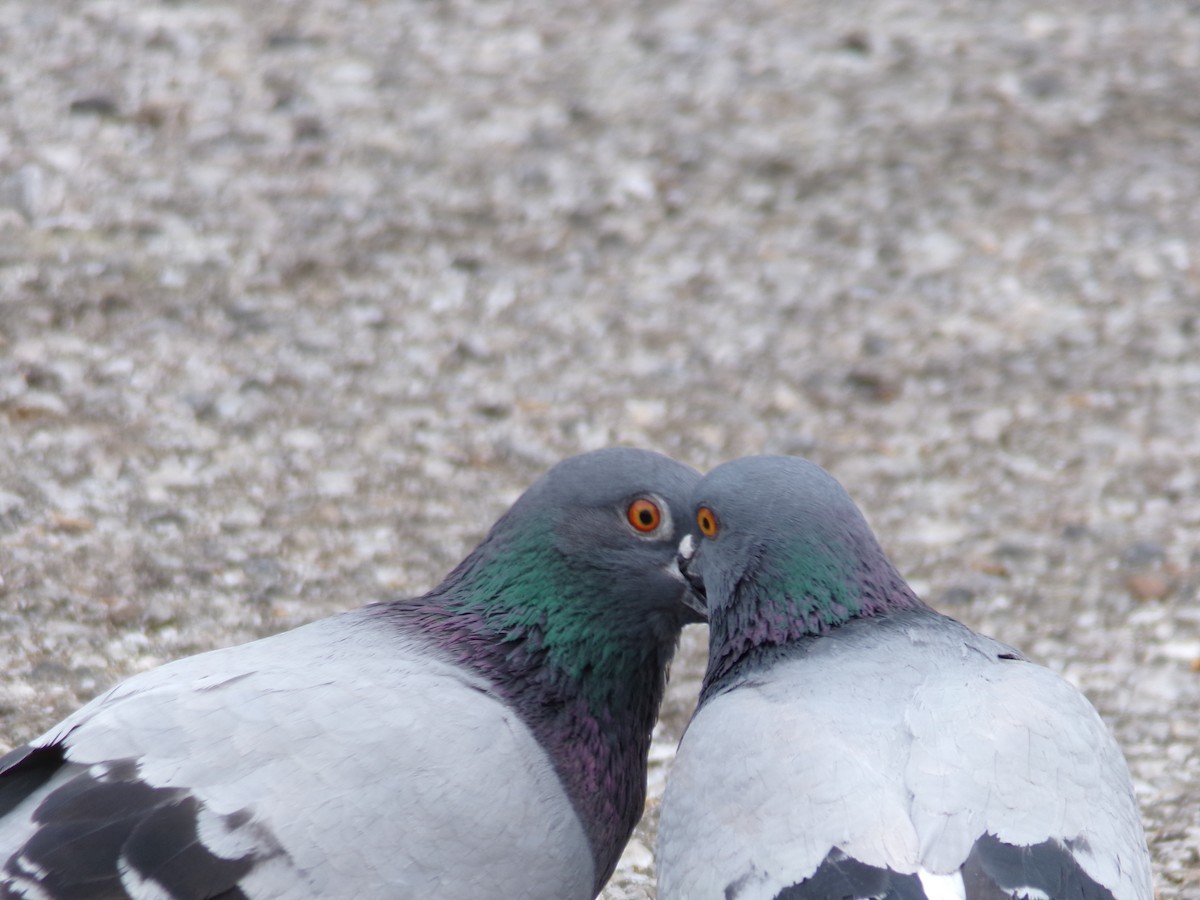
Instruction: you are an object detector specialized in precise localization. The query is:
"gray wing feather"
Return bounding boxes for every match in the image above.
[658,613,1151,900]
[903,648,1151,897]
[1,611,593,899]
[660,678,920,899]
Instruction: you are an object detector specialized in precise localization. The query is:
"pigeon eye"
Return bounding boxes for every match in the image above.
[627,498,662,532]
[697,507,719,538]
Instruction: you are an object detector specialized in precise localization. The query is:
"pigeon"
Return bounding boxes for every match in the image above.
[0,447,705,900]
[657,455,1153,900]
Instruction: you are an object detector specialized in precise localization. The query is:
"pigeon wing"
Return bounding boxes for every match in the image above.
[0,612,593,900]
[658,613,1151,900]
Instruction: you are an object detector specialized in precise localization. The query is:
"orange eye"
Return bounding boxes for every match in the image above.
[627,498,662,532]
[697,507,719,538]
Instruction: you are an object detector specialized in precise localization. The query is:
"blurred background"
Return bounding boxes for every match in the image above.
[0,0,1197,895]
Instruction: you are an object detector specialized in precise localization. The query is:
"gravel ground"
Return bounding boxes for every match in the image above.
[1,0,1198,896]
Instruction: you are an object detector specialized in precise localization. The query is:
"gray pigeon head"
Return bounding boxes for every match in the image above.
[681,456,921,676]
[478,447,707,634]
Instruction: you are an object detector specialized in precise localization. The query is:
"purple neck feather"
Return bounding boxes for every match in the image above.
[703,526,925,697]
[370,593,669,893]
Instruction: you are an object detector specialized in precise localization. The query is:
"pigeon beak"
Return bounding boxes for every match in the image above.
[676,534,708,620]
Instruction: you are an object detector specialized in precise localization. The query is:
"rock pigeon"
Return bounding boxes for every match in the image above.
[0,447,705,899]
[657,455,1153,900]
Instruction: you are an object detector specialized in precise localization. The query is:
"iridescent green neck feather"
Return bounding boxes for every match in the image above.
[705,520,923,695]
[379,511,679,892]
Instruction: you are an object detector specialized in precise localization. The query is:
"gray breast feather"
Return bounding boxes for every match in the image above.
[0,612,593,899]
[658,614,1151,900]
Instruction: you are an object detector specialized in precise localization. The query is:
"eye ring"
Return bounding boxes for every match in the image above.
[627,498,662,533]
[697,506,719,538]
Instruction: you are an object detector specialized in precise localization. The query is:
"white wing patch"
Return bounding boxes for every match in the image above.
[917,868,965,900]
[3,855,52,900]
[117,860,176,900]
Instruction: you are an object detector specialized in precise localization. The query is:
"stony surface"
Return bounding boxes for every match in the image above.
[1,0,1198,895]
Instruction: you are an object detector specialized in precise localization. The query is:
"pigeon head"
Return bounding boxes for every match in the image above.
[461,447,707,648]
[680,455,922,685]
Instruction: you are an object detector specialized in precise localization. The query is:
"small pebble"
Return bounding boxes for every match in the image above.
[1125,573,1171,602]
[52,513,94,533]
